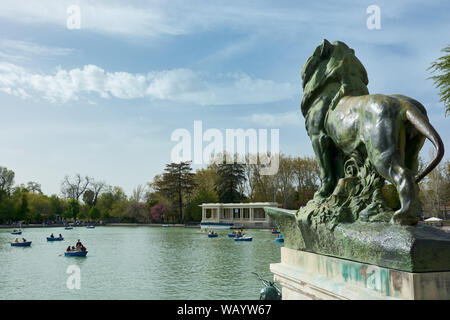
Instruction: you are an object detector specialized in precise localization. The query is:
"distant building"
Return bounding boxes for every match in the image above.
[200,202,279,229]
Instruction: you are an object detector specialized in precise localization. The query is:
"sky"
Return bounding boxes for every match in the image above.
[0,0,449,196]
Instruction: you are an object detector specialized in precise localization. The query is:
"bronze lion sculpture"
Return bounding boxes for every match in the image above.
[301,39,444,225]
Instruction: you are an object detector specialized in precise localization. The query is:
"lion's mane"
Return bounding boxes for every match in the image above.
[300,40,369,117]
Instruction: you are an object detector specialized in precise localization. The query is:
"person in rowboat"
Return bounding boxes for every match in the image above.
[14,238,18,243]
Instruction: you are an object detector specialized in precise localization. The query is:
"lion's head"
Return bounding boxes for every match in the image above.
[300,39,369,116]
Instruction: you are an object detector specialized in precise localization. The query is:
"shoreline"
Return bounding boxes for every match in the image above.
[0,223,199,229]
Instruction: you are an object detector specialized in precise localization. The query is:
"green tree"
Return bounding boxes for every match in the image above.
[16,192,30,221]
[0,166,15,199]
[185,189,219,222]
[429,44,450,115]
[97,186,127,219]
[0,198,16,223]
[89,206,101,220]
[63,199,80,220]
[28,193,53,222]
[83,189,95,207]
[154,162,196,223]
[215,161,246,203]
[49,195,65,219]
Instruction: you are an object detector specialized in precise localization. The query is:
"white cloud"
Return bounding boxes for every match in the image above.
[0,0,320,38]
[0,39,75,56]
[0,62,297,105]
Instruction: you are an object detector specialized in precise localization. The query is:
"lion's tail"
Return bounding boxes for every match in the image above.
[406,105,445,183]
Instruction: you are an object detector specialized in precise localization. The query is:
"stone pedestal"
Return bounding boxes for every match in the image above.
[271,247,450,300]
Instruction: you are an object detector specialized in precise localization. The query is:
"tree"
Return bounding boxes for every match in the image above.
[150,202,166,222]
[243,154,277,202]
[28,193,53,222]
[89,180,106,207]
[420,150,450,219]
[0,166,15,198]
[429,44,450,115]
[61,174,90,200]
[154,162,196,223]
[26,181,42,194]
[215,160,246,203]
[123,201,147,222]
[185,189,219,222]
[83,189,95,207]
[96,185,127,219]
[273,155,296,208]
[89,206,101,220]
[16,192,30,221]
[49,195,65,219]
[63,199,80,220]
[293,156,320,207]
[131,184,146,202]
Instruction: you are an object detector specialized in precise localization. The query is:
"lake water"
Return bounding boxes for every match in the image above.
[0,226,282,299]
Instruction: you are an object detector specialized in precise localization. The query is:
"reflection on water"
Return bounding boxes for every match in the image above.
[0,226,281,299]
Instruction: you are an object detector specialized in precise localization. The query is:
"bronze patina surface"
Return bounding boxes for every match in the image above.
[266,40,449,272]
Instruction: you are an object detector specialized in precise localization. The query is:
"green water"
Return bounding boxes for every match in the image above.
[0,226,281,299]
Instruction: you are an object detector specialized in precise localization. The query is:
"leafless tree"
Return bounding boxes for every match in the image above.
[61,174,91,200]
[90,180,106,206]
[131,184,147,202]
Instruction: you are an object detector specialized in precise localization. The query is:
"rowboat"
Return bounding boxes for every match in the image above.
[47,237,64,241]
[86,226,95,229]
[228,233,246,238]
[64,250,88,257]
[65,227,73,230]
[11,231,22,235]
[271,229,280,234]
[11,241,32,247]
[234,236,252,242]
[208,233,218,238]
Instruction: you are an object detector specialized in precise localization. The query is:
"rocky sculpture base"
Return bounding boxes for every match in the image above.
[271,247,450,300]
[264,207,450,273]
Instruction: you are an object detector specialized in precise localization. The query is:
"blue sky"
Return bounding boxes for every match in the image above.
[0,0,449,196]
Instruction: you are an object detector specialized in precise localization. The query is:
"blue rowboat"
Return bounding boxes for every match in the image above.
[11,231,22,235]
[208,233,218,238]
[11,241,32,247]
[274,237,284,243]
[86,226,95,229]
[271,230,280,234]
[228,233,236,238]
[162,225,169,228]
[64,251,88,257]
[47,237,64,241]
[65,227,73,230]
[234,236,252,242]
